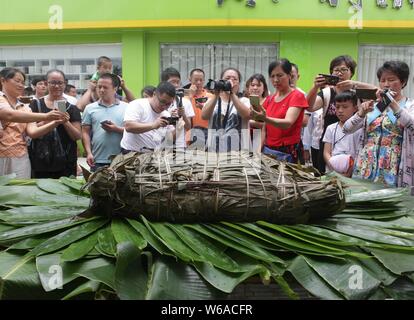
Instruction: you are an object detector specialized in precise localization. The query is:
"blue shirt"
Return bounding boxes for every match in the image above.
[82,100,127,164]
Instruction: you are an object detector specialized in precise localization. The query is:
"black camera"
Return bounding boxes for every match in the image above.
[377,89,394,113]
[162,116,180,125]
[175,88,185,98]
[205,79,232,92]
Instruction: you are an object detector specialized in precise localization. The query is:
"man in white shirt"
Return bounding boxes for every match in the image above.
[120,82,176,153]
[161,67,195,151]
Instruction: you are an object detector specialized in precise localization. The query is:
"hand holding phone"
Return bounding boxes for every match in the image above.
[249,95,261,111]
[55,100,67,113]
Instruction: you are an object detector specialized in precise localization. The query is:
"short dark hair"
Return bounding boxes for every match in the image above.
[97,56,112,67]
[220,67,242,82]
[46,69,66,82]
[330,55,357,77]
[99,73,120,88]
[141,85,156,98]
[31,76,47,87]
[377,61,410,89]
[268,58,292,76]
[245,73,269,98]
[64,84,76,94]
[161,67,181,82]
[156,81,176,97]
[0,67,26,82]
[335,90,358,106]
[189,68,205,78]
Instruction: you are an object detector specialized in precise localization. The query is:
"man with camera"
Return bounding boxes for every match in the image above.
[161,67,194,151]
[81,73,127,172]
[120,81,176,153]
[201,67,250,153]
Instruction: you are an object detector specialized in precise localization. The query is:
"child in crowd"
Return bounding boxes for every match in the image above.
[323,91,362,177]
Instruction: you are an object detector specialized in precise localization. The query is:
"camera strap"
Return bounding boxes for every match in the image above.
[217,97,233,129]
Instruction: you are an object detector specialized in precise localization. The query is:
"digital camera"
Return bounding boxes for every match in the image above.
[377,89,394,112]
[205,79,232,92]
[162,116,180,125]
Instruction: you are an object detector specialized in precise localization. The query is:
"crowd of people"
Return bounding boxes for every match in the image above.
[0,54,413,195]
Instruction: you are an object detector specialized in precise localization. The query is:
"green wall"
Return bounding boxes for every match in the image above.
[1,0,414,25]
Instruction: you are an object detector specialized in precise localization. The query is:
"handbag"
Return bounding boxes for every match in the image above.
[263,146,293,163]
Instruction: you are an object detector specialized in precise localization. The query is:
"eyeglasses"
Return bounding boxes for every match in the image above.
[48,81,65,87]
[332,68,350,74]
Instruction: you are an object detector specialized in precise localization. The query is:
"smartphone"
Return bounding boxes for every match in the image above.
[249,95,261,111]
[319,74,340,86]
[355,88,377,100]
[55,100,67,113]
[195,97,208,104]
[100,120,111,125]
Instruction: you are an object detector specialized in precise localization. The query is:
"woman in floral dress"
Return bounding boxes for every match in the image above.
[343,61,414,192]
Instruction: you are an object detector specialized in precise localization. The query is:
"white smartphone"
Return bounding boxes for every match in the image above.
[55,100,67,113]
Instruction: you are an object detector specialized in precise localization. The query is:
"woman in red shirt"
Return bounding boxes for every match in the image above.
[251,59,308,163]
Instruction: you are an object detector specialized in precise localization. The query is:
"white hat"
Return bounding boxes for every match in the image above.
[329,154,353,174]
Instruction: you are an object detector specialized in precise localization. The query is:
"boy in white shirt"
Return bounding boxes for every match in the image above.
[323,91,362,177]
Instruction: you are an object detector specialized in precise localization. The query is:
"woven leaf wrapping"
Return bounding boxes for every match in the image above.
[84,151,345,224]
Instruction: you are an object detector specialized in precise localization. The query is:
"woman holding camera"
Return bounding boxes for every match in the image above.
[29,69,81,178]
[0,68,68,178]
[343,61,414,191]
[202,67,250,152]
[306,55,376,173]
[251,59,308,163]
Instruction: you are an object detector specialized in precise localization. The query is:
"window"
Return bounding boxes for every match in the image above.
[359,45,414,98]
[0,44,122,93]
[161,43,278,91]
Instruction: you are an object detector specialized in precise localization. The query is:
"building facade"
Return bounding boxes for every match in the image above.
[1,0,414,96]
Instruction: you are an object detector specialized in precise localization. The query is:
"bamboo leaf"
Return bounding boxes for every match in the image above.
[303,255,381,300]
[146,255,226,299]
[36,253,113,292]
[193,260,266,294]
[0,185,89,207]
[369,248,414,275]
[287,255,343,300]
[62,280,100,300]
[75,264,116,290]
[61,232,99,262]
[126,218,172,256]
[95,225,117,257]
[0,206,81,224]
[0,217,92,244]
[145,221,200,262]
[36,179,76,195]
[187,224,285,264]
[167,224,241,273]
[31,218,107,256]
[114,242,147,300]
[111,219,147,250]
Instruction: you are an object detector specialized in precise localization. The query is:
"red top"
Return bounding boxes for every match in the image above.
[263,89,308,147]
